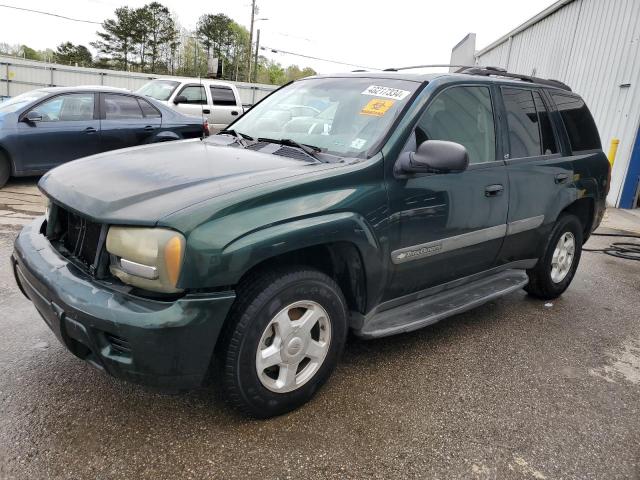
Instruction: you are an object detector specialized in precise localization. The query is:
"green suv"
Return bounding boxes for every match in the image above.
[12,68,609,417]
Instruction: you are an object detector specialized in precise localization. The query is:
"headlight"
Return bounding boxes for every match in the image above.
[106,227,186,294]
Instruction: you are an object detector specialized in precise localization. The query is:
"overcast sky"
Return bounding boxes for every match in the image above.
[0,0,555,73]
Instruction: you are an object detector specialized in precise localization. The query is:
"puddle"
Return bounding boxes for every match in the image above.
[589,338,640,385]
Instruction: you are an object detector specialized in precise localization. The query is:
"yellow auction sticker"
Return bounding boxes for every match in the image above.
[360,98,395,117]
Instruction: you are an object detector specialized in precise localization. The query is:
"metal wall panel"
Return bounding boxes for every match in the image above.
[476,0,640,206]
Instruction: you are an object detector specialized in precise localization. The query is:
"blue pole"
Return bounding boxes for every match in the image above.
[619,126,640,208]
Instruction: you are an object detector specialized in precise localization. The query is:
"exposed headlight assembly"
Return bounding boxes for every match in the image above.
[106,227,186,294]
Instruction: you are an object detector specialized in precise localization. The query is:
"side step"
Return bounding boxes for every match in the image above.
[356,269,529,339]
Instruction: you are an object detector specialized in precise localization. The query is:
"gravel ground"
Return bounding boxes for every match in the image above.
[0,181,639,479]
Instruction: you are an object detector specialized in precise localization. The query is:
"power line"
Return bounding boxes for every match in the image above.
[0,4,102,25]
[0,4,381,71]
[260,45,381,71]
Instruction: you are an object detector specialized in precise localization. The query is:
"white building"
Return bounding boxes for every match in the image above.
[451,0,640,208]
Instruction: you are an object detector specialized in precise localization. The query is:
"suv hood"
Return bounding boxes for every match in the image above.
[40,139,332,225]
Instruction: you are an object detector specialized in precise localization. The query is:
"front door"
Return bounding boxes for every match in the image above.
[17,92,100,172]
[173,84,207,120]
[385,84,509,300]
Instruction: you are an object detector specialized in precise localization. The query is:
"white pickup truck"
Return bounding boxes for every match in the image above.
[136,78,245,133]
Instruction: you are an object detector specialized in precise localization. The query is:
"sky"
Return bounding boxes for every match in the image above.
[0,0,556,74]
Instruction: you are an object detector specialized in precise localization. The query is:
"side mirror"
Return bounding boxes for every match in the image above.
[23,111,43,123]
[173,95,188,105]
[396,140,469,175]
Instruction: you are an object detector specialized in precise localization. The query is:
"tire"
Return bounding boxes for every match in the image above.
[525,214,583,300]
[218,266,348,418]
[0,152,10,188]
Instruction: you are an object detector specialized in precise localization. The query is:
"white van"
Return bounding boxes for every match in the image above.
[136,78,245,133]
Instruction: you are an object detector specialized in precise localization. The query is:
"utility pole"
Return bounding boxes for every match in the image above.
[253,28,260,83]
[247,0,256,82]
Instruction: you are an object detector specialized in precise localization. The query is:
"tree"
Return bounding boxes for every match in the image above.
[54,42,93,66]
[285,65,317,82]
[141,2,178,72]
[196,13,234,61]
[20,45,41,61]
[91,6,138,70]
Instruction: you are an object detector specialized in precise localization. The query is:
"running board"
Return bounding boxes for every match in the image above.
[355,269,529,339]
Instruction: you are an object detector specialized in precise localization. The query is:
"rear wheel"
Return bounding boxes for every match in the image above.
[0,152,10,188]
[218,267,348,418]
[525,214,583,300]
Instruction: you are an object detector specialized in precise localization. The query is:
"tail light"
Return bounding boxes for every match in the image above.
[203,118,210,137]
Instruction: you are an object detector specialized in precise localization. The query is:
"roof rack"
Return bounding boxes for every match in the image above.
[457,66,572,91]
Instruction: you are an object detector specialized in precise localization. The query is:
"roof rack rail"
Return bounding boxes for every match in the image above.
[383,64,476,72]
[457,66,572,91]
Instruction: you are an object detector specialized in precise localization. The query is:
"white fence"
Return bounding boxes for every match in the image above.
[0,55,277,105]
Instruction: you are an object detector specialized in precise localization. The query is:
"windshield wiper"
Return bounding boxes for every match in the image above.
[218,129,255,145]
[257,137,325,161]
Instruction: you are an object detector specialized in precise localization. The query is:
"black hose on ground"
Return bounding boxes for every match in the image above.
[584,233,640,261]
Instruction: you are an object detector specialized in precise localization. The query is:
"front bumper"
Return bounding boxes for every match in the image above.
[12,218,236,390]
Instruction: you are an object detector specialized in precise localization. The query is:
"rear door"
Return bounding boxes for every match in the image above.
[208,85,241,132]
[498,86,571,263]
[99,93,161,152]
[16,92,99,171]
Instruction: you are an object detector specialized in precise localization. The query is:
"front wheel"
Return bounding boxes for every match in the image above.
[525,214,583,300]
[218,267,348,418]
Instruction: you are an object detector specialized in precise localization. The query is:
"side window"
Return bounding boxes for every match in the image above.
[502,88,541,158]
[416,85,496,164]
[551,93,601,151]
[138,98,161,118]
[533,91,558,155]
[33,94,94,122]
[105,94,144,120]
[179,85,207,105]
[210,86,237,106]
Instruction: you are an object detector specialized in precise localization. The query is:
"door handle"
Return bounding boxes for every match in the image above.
[202,109,211,114]
[555,173,569,184]
[83,127,97,134]
[485,184,504,197]
[231,110,239,116]
[144,125,156,132]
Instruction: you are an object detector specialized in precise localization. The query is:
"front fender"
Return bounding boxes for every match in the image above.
[182,212,386,307]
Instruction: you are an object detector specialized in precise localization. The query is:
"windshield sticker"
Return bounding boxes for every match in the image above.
[350,138,367,149]
[361,85,411,100]
[360,98,395,117]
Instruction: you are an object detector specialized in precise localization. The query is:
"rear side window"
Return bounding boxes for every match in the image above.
[105,94,144,120]
[179,85,207,105]
[416,85,496,164]
[502,88,541,158]
[138,98,161,118]
[210,86,237,106]
[533,91,558,155]
[551,93,601,151]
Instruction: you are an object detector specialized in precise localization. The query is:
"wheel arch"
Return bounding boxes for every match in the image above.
[184,212,386,316]
[0,143,15,174]
[558,196,595,243]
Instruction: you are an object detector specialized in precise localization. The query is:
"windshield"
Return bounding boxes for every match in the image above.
[227,77,420,157]
[136,80,180,101]
[0,90,49,114]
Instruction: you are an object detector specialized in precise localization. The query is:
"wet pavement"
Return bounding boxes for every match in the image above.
[1,180,639,479]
